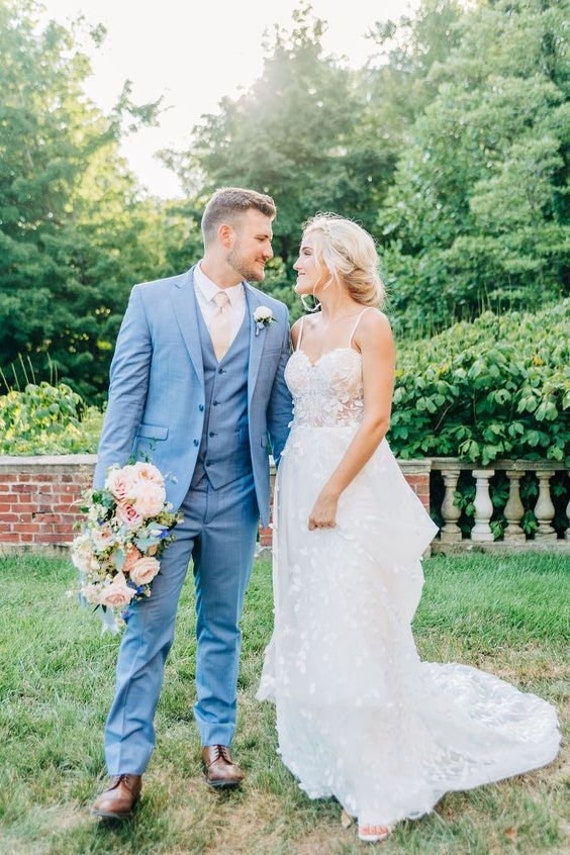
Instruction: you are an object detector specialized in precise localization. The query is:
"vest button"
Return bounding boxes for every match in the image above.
[199,404,204,412]
[213,400,219,406]
[193,439,199,447]
[209,431,216,437]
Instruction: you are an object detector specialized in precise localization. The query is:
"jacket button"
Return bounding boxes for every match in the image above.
[199,404,204,411]
[193,439,199,447]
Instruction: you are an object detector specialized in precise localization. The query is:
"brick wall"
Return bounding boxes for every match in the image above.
[0,455,95,552]
[0,455,432,553]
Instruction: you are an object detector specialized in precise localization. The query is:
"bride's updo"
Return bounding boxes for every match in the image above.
[302,213,386,307]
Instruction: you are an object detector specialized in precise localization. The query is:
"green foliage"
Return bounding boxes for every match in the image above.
[379,0,570,332]
[2,0,570,405]
[0,0,182,406]
[1,299,568,469]
[0,381,102,454]
[172,3,396,284]
[390,299,570,465]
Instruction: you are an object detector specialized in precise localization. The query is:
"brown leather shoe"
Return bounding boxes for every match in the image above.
[91,774,142,819]
[201,745,245,788]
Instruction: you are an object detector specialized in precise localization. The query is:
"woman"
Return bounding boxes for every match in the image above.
[257,213,560,843]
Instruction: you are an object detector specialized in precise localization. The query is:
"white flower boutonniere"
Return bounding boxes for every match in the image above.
[253,305,275,336]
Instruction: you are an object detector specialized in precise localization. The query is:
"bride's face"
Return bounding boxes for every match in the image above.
[293,232,329,296]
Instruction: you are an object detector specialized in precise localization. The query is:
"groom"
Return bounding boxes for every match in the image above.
[91,187,292,818]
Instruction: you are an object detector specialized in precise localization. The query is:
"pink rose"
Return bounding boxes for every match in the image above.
[99,573,136,608]
[105,467,136,503]
[116,502,143,529]
[123,545,143,573]
[130,462,165,487]
[91,522,115,552]
[133,482,166,517]
[129,556,160,587]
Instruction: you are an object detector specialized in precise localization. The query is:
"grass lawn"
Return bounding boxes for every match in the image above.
[0,551,568,854]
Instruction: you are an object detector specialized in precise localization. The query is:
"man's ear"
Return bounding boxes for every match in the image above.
[218,223,234,247]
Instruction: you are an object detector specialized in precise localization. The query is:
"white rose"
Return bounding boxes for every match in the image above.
[71,534,93,573]
[81,583,102,605]
[254,306,274,323]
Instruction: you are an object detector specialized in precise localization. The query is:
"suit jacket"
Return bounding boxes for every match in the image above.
[93,266,293,526]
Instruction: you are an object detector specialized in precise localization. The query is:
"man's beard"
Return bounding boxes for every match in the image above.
[227,247,265,282]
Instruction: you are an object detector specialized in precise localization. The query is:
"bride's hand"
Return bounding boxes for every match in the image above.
[308,491,338,530]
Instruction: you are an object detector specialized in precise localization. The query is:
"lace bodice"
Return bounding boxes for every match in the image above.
[285,347,364,427]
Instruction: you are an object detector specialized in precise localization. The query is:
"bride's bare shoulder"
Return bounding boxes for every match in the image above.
[353,309,394,355]
[360,307,392,333]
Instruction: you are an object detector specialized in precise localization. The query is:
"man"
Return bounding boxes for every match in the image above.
[91,187,292,818]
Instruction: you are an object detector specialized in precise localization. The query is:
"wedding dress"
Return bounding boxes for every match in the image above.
[257,312,561,829]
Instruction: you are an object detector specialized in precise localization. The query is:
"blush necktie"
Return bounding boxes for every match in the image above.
[210,291,232,361]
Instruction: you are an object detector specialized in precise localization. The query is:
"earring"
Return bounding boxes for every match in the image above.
[300,294,321,313]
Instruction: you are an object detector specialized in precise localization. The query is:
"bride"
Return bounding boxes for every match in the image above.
[256,213,560,843]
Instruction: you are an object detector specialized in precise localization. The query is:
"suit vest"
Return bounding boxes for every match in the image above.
[190,303,253,489]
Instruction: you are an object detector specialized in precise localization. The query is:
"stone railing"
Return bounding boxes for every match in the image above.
[431,458,569,553]
[0,454,568,554]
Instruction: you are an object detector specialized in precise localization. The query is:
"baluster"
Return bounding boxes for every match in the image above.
[503,470,526,542]
[534,470,557,541]
[471,469,495,542]
[566,493,570,541]
[440,467,462,543]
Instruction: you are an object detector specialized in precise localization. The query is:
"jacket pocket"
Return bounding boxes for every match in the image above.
[136,423,169,441]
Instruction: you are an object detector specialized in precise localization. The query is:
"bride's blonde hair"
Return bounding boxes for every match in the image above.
[302,213,386,307]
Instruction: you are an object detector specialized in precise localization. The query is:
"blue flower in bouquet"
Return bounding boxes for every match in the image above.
[71,461,183,633]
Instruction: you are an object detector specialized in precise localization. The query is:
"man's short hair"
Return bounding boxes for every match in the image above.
[201,187,277,244]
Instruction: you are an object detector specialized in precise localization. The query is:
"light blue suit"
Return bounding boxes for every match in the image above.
[93,266,292,774]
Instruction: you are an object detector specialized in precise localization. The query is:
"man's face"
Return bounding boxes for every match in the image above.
[226,209,274,282]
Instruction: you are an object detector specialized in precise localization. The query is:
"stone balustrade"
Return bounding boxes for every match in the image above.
[431,458,569,553]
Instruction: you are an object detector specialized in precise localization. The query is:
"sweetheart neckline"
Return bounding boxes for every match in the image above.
[293,347,362,368]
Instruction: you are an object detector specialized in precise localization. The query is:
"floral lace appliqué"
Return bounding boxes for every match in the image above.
[286,348,364,427]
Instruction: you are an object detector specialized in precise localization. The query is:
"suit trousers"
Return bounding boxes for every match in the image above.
[104,471,260,775]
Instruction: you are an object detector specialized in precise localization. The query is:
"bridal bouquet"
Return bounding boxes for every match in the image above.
[71,461,183,633]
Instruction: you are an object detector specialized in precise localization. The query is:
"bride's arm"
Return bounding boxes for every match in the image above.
[308,310,395,530]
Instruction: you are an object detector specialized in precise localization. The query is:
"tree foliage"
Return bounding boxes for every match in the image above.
[1,0,569,416]
[379,0,570,333]
[173,2,397,301]
[0,0,184,403]
[390,298,570,466]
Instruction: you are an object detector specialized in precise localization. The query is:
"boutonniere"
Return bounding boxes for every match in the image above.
[253,305,275,336]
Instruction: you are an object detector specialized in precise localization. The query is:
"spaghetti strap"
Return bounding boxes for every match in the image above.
[295,317,305,351]
[348,308,373,347]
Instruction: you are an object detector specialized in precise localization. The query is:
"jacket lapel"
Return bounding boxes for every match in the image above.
[171,267,204,386]
[245,286,265,404]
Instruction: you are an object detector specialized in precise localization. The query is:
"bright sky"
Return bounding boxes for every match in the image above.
[42,0,420,197]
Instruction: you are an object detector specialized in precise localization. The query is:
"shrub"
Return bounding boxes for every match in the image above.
[390,299,570,466]
[0,382,102,455]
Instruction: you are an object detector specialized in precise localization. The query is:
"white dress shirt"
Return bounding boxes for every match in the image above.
[194,263,246,349]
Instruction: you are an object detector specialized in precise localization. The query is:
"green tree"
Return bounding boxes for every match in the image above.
[170,3,395,312]
[379,0,570,334]
[0,0,176,403]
